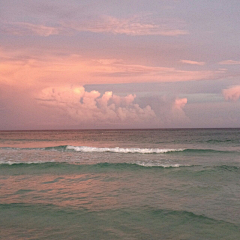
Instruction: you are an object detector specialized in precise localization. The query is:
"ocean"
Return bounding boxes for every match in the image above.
[0,129,240,239]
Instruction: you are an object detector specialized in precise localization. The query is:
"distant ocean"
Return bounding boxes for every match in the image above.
[0,129,240,239]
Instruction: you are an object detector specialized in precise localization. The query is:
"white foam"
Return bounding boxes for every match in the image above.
[136,162,182,168]
[0,160,55,165]
[66,145,184,154]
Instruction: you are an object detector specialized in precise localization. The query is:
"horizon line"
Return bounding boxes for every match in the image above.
[1,127,240,132]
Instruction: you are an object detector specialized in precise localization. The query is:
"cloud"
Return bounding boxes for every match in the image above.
[1,14,188,37]
[222,85,240,101]
[180,60,205,66]
[67,15,189,36]
[171,97,189,124]
[1,22,61,36]
[137,95,189,127]
[36,86,191,128]
[173,98,188,110]
[0,83,191,129]
[37,86,156,127]
[85,58,221,83]
[219,60,240,65]
[1,48,223,89]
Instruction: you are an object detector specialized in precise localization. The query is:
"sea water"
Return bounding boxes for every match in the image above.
[0,129,240,239]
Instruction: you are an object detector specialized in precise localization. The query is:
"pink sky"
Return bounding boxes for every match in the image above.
[1,0,240,129]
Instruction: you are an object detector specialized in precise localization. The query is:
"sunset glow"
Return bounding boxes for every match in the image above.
[1,0,240,129]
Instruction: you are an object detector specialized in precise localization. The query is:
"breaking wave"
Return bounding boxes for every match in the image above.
[65,145,185,154]
[0,145,185,154]
[1,145,238,154]
[0,161,192,169]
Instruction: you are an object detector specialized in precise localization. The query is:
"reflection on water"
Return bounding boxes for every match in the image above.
[1,129,240,239]
[1,170,191,211]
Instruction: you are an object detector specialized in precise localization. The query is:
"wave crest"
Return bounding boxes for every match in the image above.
[0,161,191,169]
[66,145,184,154]
[1,145,238,154]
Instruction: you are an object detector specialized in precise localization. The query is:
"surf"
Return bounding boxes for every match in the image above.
[1,145,238,154]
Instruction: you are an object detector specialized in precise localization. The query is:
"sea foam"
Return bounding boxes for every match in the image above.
[66,145,184,154]
[136,162,182,168]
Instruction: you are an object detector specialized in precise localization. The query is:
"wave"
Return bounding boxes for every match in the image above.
[149,208,229,224]
[206,139,234,143]
[1,203,239,240]
[0,203,236,228]
[0,160,56,166]
[214,165,240,172]
[135,162,186,168]
[0,145,185,154]
[193,165,240,176]
[1,145,237,154]
[0,161,193,169]
[63,146,237,154]
[182,148,236,154]
[2,161,239,175]
[65,145,185,154]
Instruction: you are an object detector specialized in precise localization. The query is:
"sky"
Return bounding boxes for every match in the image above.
[0,0,240,130]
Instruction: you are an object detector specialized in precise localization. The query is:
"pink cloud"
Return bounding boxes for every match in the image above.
[173,98,188,110]
[222,85,240,101]
[1,48,223,88]
[171,97,189,125]
[180,60,205,66]
[1,22,61,36]
[219,60,240,65]
[37,86,156,125]
[1,82,191,129]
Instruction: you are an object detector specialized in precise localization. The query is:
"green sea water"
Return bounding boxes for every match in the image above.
[0,129,240,239]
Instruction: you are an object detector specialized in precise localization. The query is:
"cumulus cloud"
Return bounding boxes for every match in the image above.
[137,95,189,127]
[222,85,240,101]
[180,60,205,66]
[173,98,188,110]
[171,97,189,125]
[37,86,156,127]
[37,86,191,128]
